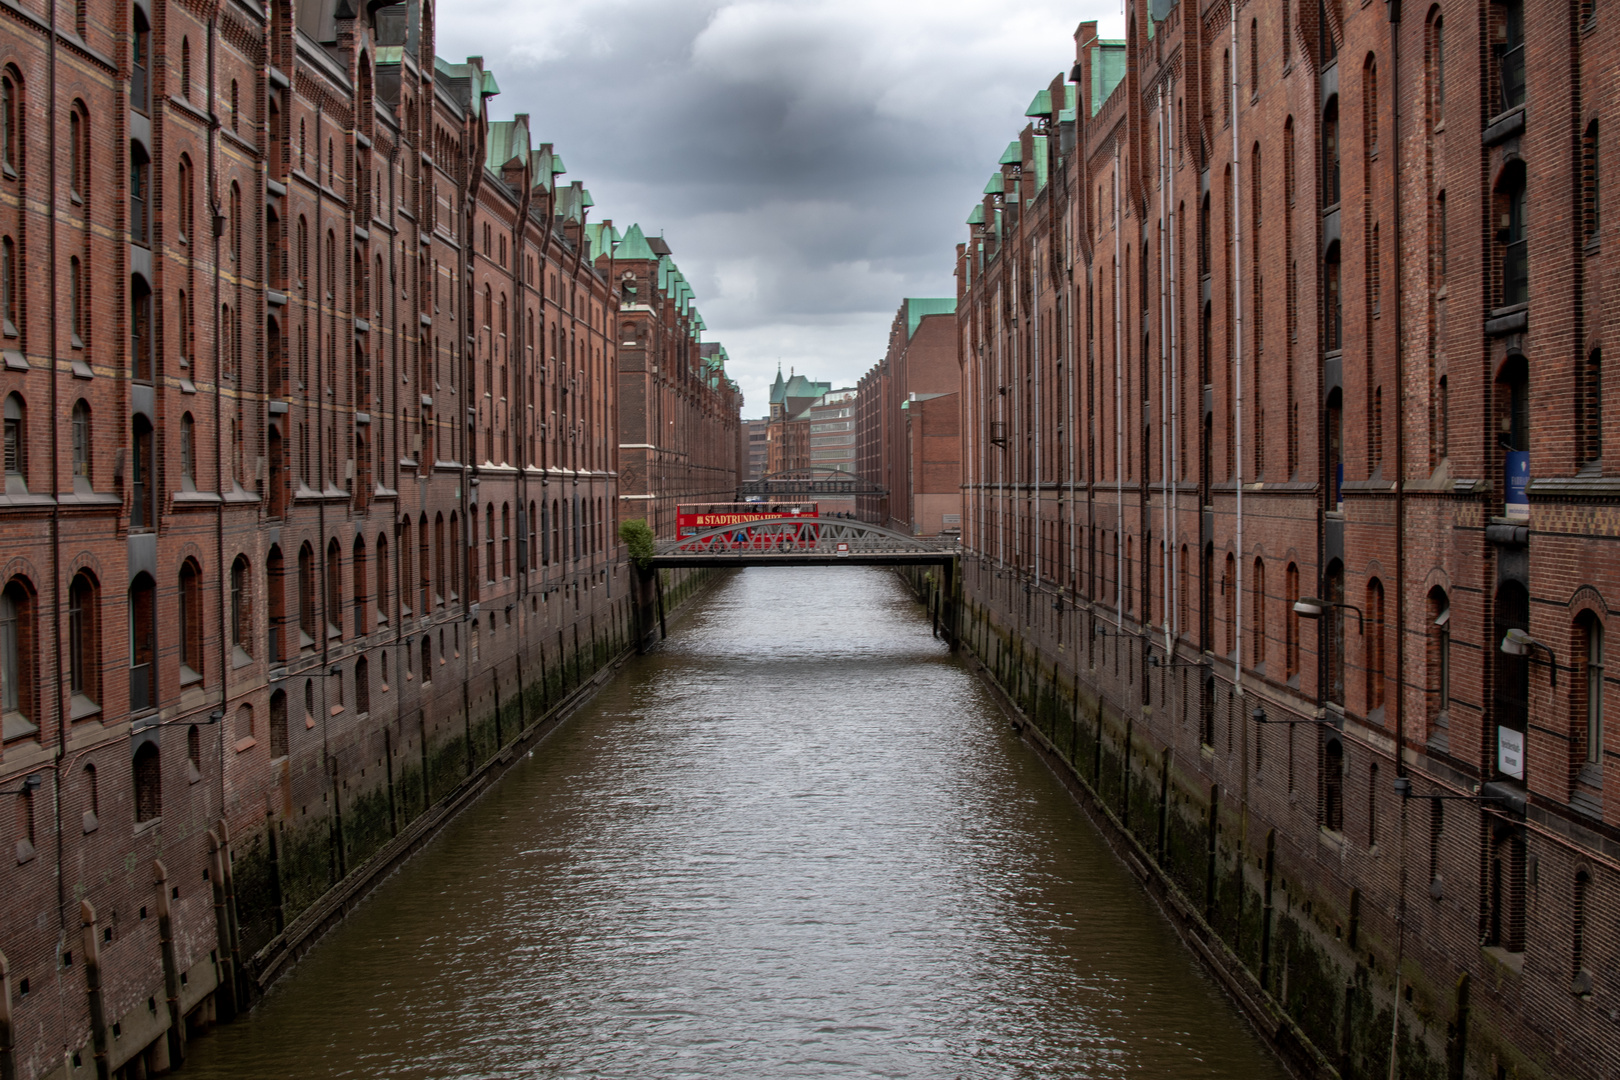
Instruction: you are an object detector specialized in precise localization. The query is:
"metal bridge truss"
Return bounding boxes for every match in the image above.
[652,517,957,567]
[737,467,887,498]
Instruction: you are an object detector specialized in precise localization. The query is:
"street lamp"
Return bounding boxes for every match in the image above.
[1293,596,1365,633]
[1500,628,1557,687]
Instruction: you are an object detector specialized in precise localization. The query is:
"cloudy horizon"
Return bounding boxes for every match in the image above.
[437,0,1124,416]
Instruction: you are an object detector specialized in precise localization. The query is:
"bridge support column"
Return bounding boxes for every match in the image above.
[632,564,661,654]
[942,556,961,652]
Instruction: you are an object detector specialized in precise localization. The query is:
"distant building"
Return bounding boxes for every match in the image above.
[808,388,859,515]
[765,366,831,474]
[856,299,960,535]
[745,418,769,483]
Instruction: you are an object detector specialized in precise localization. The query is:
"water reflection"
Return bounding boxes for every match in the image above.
[183,567,1286,1079]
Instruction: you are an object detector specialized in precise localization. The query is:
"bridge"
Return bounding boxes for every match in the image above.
[737,466,886,498]
[634,518,961,650]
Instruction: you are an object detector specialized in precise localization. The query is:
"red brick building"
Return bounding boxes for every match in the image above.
[0,2,735,1075]
[856,298,960,535]
[613,225,742,538]
[958,3,1618,1077]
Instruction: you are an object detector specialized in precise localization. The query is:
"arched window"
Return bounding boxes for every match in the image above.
[3,393,25,492]
[82,762,98,832]
[420,636,432,682]
[180,37,191,101]
[433,512,445,605]
[1429,15,1445,127]
[502,503,511,579]
[68,571,99,711]
[352,535,369,636]
[132,276,153,381]
[1580,614,1604,768]
[269,689,288,759]
[297,543,316,647]
[130,414,155,528]
[1321,97,1341,208]
[71,400,91,487]
[0,577,35,739]
[1573,869,1592,983]
[485,504,496,583]
[375,534,389,627]
[1249,20,1259,98]
[129,573,157,712]
[129,141,150,245]
[1325,559,1346,706]
[1324,242,1342,351]
[528,501,538,571]
[326,539,343,638]
[1285,563,1301,679]
[1222,49,1231,126]
[1322,736,1345,831]
[179,559,203,681]
[68,255,83,346]
[1366,578,1386,712]
[235,702,253,741]
[267,547,285,664]
[133,741,160,822]
[1,235,17,335]
[1,68,21,176]
[230,555,252,657]
[1251,558,1266,669]
[1429,588,1451,735]
[1224,552,1236,656]
[355,655,371,715]
[1497,161,1528,308]
[69,103,88,201]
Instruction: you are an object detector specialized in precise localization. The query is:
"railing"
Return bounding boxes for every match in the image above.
[658,518,958,559]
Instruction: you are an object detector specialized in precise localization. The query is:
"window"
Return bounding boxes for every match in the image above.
[132,279,153,381]
[0,578,35,740]
[297,544,315,646]
[352,536,368,636]
[1322,736,1344,831]
[129,142,150,246]
[1581,351,1602,467]
[132,742,160,823]
[180,412,195,488]
[129,574,157,713]
[130,415,155,529]
[375,534,389,626]
[269,689,288,759]
[485,504,495,583]
[1,69,20,175]
[266,547,285,663]
[82,763,98,832]
[131,10,150,113]
[180,38,191,101]
[1494,0,1525,115]
[1430,588,1450,730]
[1285,563,1300,678]
[326,539,342,638]
[1367,579,1386,712]
[1584,120,1600,244]
[1430,17,1445,126]
[502,503,511,578]
[1222,49,1231,126]
[1583,616,1603,767]
[1251,558,1266,668]
[355,655,371,715]
[68,256,82,346]
[1498,162,1528,308]
[69,103,87,201]
[1324,243,1342,351]
[1250,20,1259,98]
[1573,870,1591,983]
[67,572,99,710]
[71,401,90,486]
[179,560,203,681]
[1325,559,1346,706]
[1322,98,1341,208]
[3,394,23,492]
[420,636,432,681]
[1,236,16,335]
[230,555,251,656]
[235,703,253,741]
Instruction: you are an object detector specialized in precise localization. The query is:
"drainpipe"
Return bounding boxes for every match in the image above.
[1158,87,1171,661]
[209,11,232,829]
[1113,143,1123,629]
[1168,79,1182,644]
[1230,1,1245,702]
[45,0,63,939]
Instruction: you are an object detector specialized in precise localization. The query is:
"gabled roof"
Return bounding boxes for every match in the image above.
[485,119,529,172]
[999,141,1021,166]
[966,204,985,225]
[983,173,1005,195]
[615,223,656,261]
[1025,88,1052,118]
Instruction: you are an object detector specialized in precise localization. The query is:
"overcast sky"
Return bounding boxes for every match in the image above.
[438,0,1124,416]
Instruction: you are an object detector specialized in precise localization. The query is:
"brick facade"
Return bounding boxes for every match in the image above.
[957,2,1619,1077]
[0,2,736,1077]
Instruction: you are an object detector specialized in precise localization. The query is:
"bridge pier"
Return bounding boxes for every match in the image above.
[631,565,663,654]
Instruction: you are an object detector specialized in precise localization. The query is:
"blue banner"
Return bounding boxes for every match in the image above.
[1504,450,1529,519]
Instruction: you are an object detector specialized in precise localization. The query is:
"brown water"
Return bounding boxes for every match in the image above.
[182,567,1288,1079]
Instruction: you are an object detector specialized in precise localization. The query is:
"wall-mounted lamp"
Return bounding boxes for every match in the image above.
[1292,596,1365,633]
[1500,628,1557,687]
[1393,776,1514,806]
[0,774,42,796]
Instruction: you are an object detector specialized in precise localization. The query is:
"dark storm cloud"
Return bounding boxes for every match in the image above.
[437,0,1120,410]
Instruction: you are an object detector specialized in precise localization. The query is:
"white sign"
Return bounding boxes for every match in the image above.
[1498,726,1525,780]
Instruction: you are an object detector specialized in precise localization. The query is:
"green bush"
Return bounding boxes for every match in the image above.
[619,518,656,570]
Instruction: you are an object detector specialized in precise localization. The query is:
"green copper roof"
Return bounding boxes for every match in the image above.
[581,188,595,209]
[485,119,529,171]
[999,141,1021,166]
[905,297,956,339]
[481,69,501,96]
[616,223,656,260]
[550,155,566,175]
[1059,105,1076,124]
[1091,41,1126,117]
[966,204,985,225]
[983,173,1005,195]
[1033,134,1048,196]
[1025,88,1052,118]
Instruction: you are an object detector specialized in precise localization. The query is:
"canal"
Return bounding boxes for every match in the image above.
[182,567,1289,1079]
